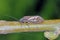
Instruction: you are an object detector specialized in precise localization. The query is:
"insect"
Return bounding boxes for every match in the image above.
[6,15,44,24]
[20,16,44,24]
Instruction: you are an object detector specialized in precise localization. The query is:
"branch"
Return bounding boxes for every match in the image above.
[0,19,60,34]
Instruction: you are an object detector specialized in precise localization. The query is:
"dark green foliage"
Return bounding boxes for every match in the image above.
[0,32,47,40]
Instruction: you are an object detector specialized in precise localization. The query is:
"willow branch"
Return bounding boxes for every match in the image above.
[0,19,60,34]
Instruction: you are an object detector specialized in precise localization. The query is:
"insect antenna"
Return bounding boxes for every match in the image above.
[4,15,19,21]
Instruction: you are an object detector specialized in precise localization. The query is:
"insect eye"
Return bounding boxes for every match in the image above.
[25,22,28,23]
[24,21,30,23]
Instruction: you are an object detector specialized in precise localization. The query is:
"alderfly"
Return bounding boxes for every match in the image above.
[20,16,44,24]
[6,15,44,24]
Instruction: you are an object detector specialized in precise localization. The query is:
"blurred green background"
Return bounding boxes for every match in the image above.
[0,0,60,40]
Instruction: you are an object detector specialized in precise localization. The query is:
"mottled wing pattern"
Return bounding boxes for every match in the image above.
[20,16,44,24]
